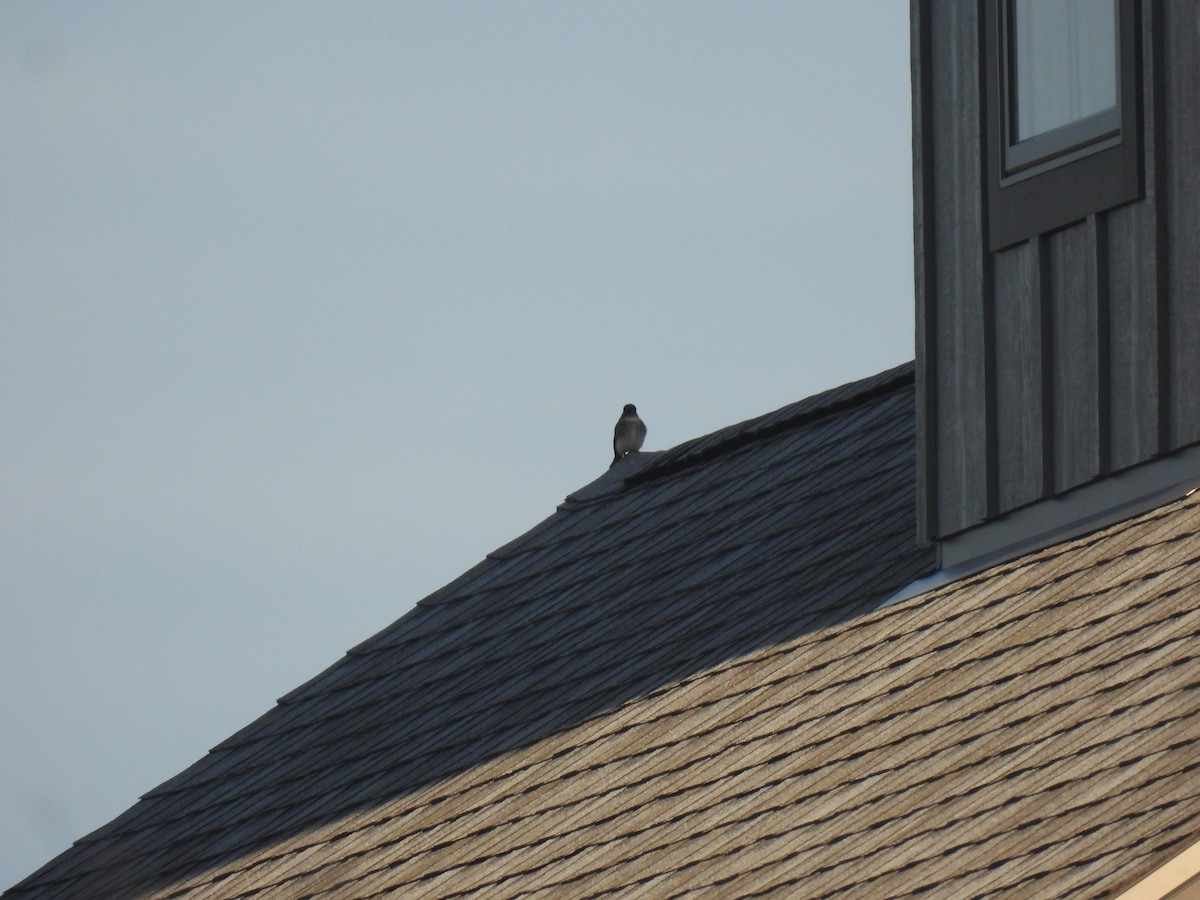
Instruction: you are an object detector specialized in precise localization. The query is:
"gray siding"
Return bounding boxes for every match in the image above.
[1105,196,1162,473]
[1048,221,1102,494]
[929,0,990,537]
[1166,1,1200,450]
[915,0,1200,543]
[993,239,1044,512]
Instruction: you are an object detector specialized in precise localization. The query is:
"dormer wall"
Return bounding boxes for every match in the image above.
[913,0,1200,552]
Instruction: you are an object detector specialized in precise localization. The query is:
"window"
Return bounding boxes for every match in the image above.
[1009,0,1119,169]
[985,0,1141,250]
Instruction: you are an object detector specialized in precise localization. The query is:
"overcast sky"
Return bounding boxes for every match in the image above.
[1,2,914,887]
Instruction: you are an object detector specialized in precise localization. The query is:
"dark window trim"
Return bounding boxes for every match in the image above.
[1003,108,1121,175]
[985,0,1142,251]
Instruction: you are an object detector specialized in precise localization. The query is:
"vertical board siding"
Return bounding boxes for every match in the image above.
[1151,0,1172,457]
[1092,214,1113,478]
[1035,236,1057,498]
[1104,178,1161,471]
[931,0,989,536]
[993,241,1044,511]
[1165,1,1200,450]
[913,0,939,542]
[1050,223,1101,494]
[1106,0,1163,472]
[917,0,1197,543]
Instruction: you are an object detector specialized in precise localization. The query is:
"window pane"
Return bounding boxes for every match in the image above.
[1013,0,1118,140]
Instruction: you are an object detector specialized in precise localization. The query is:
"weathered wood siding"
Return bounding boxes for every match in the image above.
[922,0,992,538]
[914,0,1200,543]
[1166,1,1200,450]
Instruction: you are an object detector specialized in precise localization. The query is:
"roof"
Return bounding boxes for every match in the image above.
[9,361,1200,898]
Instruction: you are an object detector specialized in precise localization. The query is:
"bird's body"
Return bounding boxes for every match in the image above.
[612,404,647,465]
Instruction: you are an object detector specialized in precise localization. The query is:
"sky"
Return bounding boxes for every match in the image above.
[0,2,914,887]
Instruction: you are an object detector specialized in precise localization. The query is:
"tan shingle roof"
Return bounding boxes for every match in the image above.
[9,365,1200,898]
[260,497,1200,898]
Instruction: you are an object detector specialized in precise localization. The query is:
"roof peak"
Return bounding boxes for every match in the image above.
[627,361,914,486]
[560,361,915,510]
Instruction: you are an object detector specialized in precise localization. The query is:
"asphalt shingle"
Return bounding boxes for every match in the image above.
[10,361,1200,898]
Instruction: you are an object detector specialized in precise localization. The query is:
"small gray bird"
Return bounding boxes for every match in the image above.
[612,403,647,466]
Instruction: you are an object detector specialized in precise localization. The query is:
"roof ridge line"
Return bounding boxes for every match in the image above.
[626,361,915,487]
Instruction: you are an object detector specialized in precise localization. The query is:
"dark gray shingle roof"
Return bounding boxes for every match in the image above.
[7,361,933,898]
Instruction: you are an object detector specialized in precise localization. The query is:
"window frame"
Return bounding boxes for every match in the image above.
[984,0,1142,251]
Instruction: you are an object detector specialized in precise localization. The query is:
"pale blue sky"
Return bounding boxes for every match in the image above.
[1,2,913,886]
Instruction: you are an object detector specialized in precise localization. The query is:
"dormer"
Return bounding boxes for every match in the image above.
[912,0,1200,568]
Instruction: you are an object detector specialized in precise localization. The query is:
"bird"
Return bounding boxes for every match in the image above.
[612,403,647,466]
